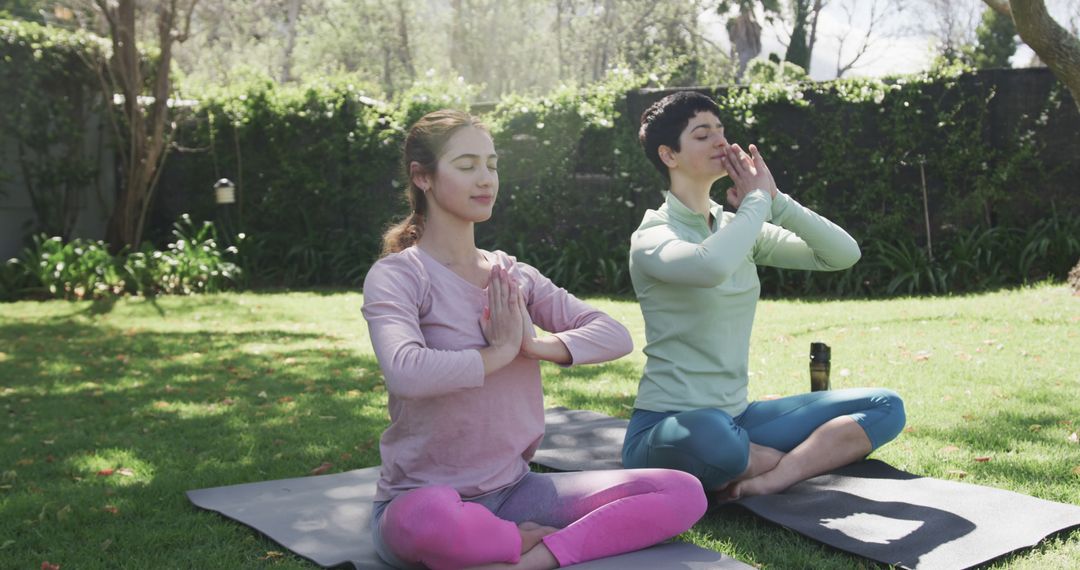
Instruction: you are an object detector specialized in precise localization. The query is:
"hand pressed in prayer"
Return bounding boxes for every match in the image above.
[723,143,777,208]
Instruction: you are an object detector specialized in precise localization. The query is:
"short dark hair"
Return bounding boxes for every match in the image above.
[638,91,722,181]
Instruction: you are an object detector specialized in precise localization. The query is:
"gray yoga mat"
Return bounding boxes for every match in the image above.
[187,465,749,569]
[536,406,1080,569]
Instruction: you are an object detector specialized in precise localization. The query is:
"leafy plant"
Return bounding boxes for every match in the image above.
[2,215,240,301]
[875,239,949,296]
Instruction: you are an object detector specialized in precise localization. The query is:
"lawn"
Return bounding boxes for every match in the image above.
[1,284,1078,568]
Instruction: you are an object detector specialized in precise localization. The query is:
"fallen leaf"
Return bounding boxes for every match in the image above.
[100,539,112,551]
[260,551,285,561]
[1068,432,1078,444]
[838,368,851,377]
[939,445,960,453]
[56,504,72,521]
[278,396,294,404]
[222,398,236,406]
[103,505,119,515]
[961,414,974,421]
[309,462,333,476]
[1073,466,1080,476]
[974,456,991,463]
[41,562,60,570]
[96,468,115,477]
[903,426,918,433]
[946,469,968,478]
[257,391,268,399]
[283,357,297,365]
[914,350,932,361]
[1028,424,1042,432]
[116,468,134,477]
[17,458,33,466]
[153,401,170,409]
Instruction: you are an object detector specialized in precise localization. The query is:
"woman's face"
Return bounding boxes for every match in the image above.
[422,126,499,223]
[671,111,729,182]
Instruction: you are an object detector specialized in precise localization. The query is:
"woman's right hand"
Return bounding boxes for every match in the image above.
[723,143,777,207]
[479,265,524,373]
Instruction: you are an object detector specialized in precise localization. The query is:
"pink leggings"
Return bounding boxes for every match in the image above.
[373,468,706,569]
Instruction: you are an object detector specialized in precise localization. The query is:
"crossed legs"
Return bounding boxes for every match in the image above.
[376,468,707,569]
[622,388,906,498]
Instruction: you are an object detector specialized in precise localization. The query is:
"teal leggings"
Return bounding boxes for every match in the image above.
[621,388,905,489]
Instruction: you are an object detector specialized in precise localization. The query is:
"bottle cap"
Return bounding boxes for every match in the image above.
[810,342,831,363]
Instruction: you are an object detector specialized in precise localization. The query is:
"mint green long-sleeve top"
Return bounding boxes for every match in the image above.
[629,189,861,416]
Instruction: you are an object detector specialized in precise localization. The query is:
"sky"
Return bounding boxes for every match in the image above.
[701,0,1080,81]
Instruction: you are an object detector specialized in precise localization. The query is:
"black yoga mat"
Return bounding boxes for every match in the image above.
[536,407,1080,569]
[187,465,749,569]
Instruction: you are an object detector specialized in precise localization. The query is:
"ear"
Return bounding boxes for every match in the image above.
[409,161,431,191]
[658,145,678,169]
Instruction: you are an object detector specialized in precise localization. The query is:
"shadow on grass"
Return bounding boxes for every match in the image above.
[0,318,389,566]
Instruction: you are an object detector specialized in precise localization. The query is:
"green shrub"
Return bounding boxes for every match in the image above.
[3,216,240,300]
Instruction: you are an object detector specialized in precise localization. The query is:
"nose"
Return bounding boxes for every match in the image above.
[713,133,728,147]
[477,164,496,187]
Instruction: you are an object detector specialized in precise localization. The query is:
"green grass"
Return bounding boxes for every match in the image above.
[1,285,1078,568]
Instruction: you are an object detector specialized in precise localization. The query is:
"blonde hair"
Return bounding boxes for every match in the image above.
[380,109,489,256]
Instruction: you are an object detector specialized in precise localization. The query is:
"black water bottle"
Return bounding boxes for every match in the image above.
[810,342,831,392]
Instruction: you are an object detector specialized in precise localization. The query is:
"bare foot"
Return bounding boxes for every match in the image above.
[726,470,791,500]
[711,444,785,502]
[746,443,785,478]
[517,521,559,554]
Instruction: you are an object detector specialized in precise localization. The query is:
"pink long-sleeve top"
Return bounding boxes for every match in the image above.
[361,246,634,501]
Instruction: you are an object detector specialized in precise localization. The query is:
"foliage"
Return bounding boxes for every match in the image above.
[0,216,240,301]
[744,58,809,84]
[4,24,1078,299]
[784,0,812,71]
[971,7,1017,69]
[0,19,109,240]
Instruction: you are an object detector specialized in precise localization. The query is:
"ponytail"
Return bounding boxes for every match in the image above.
[381,212,425,256]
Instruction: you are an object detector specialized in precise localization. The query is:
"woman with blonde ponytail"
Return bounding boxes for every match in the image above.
[361,110,706,569]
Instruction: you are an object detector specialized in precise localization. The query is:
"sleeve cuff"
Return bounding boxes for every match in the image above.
[769,191,792,223]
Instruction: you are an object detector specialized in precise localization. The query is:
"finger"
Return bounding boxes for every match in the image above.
[487,267,498,310]
[736,144,755,169]
[749,144,766,167]
[504,269,519,315]
[490,267,504,315]
[723,148,744,179]
[750,144,772,176]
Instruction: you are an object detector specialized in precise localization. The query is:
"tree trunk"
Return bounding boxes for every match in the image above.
[983,0,1080,114]
[99,0,198,250]
[281,0,303,83]
[395,0,415,81]
[727,8,762,80]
